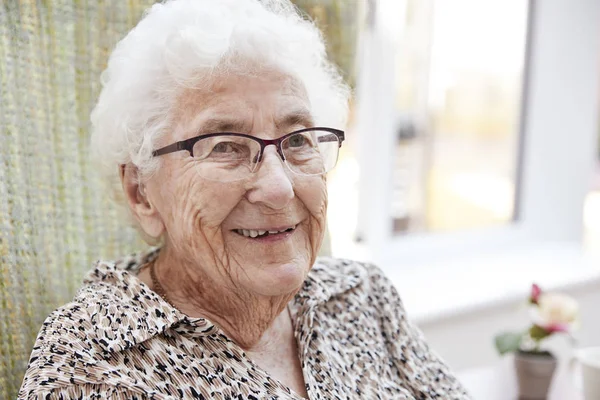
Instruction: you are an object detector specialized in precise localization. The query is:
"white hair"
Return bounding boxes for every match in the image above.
[90,0,351,205]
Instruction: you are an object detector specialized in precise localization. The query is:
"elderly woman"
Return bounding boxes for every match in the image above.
[19,1,470,399]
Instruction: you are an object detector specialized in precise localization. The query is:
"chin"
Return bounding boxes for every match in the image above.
[250,260,309,297]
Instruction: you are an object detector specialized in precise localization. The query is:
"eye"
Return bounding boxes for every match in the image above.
[206,141,250,161]
[287,134,309,148]
[192,136,257,162]
[212,142,237,153]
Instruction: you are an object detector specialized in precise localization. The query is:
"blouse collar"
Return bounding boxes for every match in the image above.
[79,248,366,357]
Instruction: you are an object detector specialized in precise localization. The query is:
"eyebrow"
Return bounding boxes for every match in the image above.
[196,118,250,134]
[194,109,315,136]
[275,110,314,130]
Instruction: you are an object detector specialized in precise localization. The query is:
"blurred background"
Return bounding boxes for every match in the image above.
[1,0,599,398]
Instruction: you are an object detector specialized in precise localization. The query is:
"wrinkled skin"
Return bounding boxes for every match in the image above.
[122,71,327,351]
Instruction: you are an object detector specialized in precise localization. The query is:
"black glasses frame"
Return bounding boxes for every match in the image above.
[152,127,345,163]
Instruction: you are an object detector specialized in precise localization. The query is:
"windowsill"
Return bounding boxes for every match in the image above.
[377,241,600,326]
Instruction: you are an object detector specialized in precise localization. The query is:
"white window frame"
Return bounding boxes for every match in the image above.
[352,0,600,268]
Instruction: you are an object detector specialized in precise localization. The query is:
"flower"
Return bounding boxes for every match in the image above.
[530,291,579,334]
[494,283,580,355]
[529,283,541,305]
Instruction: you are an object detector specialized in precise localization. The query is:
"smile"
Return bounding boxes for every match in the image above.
[233,225,297,238]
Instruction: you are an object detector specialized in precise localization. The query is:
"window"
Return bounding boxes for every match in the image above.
[328,0,600,266]
[391,0,528,234]
[327,0,530,247]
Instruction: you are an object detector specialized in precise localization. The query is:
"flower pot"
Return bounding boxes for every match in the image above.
[514,350,557,399]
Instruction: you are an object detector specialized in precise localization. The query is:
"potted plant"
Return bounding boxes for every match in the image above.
[494,284,579,399]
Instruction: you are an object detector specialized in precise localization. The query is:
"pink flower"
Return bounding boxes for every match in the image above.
[544,323,570,333]
[529,283,542,305]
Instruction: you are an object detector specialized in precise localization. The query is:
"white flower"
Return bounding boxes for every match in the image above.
[530,292,580,333]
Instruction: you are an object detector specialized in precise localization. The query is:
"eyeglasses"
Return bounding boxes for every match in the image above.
[152,127,345,182]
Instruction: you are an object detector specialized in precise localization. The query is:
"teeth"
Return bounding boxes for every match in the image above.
[235,226,295,238]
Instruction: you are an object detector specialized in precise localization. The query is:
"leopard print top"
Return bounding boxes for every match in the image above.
[18,249,471,399]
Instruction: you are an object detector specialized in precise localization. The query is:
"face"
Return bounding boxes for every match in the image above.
[142,71,327,298]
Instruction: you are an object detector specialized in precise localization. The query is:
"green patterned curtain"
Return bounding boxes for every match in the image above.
[0,1,356,398]
[0,2,153,398]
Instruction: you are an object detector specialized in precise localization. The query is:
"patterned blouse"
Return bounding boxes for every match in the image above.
[18,249,471,399]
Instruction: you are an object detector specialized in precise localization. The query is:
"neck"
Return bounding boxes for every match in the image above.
[150,247,297,349]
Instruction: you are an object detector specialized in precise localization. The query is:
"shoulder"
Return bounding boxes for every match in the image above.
[311,257,369,287]
[19,262,121,394]
[308,257,400,304]
[26,258,175,359]
[30,300,94,361]
[19,301,98,397]
[20,257,178,397]
[312,257,394,288]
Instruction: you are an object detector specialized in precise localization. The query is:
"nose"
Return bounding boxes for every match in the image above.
[246,146,294,209]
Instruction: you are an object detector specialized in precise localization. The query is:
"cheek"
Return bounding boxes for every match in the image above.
[159,172,246,239]
[296,175,328,229]
[305,175,328,218]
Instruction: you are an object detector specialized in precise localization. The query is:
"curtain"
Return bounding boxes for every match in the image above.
[0,2,153,398]
[0,1,355,398]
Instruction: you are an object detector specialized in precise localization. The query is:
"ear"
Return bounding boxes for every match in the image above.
[120,164,165,239]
